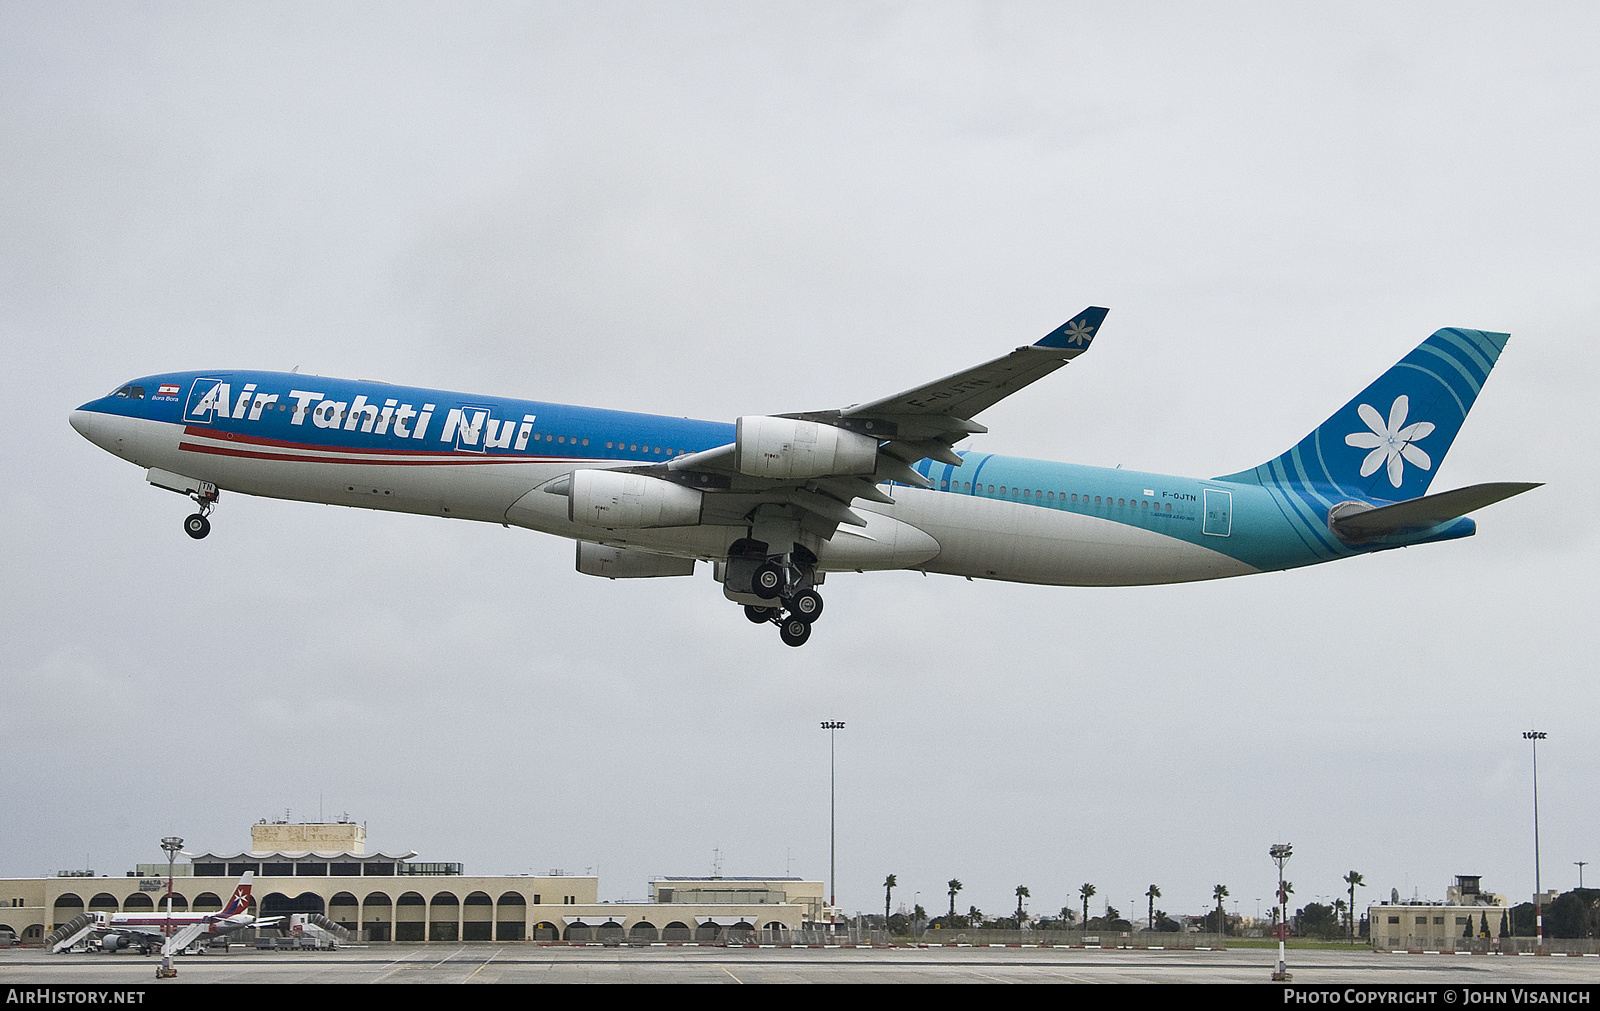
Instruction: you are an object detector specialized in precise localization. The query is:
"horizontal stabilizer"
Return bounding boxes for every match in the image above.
[1332,482,1540,539]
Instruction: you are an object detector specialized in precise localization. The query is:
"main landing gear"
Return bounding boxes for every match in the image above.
[744,594,824,647]
[182,484,219,540]
[730,543,825,648]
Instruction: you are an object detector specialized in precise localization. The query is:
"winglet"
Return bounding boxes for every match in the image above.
[1034,307,1110,350]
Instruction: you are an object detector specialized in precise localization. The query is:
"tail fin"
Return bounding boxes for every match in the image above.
[1217,327,1510,502]
[219,872,253,917]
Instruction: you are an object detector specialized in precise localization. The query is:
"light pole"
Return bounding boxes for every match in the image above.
[158,836,183,979]
[821,720,845,919]
[1270,843,1292,982]
[1525,730,1547,950]
[1577,862,1587,889]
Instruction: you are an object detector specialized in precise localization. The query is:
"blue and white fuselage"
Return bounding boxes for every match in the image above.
[69,313,1534,645]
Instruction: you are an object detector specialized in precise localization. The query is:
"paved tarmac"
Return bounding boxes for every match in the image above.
[5,944,1600,985]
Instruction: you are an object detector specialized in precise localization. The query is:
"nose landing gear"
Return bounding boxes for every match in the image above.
[182,484,219,540]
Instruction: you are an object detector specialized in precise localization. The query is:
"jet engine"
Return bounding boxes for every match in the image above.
[568,469,703,528]
[101,934,126,951]
[734,416,878,480]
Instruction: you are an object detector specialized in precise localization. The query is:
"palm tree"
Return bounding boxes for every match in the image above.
[1015,885,1030,925]
[947,879,963,920]
[968,905,984,927]
[1213,884,1229,936]
[1343,871,1365,942]
[883,874,896,924]
[1146,885,1161,931]
[1080,883,1096,927]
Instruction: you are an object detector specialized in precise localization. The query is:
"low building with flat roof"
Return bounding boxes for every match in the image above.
[1369,876,1512,951]
[652,877,828,924]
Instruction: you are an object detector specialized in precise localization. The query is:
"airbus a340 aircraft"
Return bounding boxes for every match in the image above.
[71,309,1535,646]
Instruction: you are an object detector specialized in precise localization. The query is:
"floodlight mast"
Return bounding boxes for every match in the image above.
[821,721,845,917]
[1270,843,1292,982]
[158,836,183,979]
[1525,730,1548,950]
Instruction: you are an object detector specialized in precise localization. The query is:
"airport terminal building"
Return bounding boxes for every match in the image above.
[2,820,825,945]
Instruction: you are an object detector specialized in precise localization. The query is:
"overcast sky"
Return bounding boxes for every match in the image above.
[3,2,1595,924]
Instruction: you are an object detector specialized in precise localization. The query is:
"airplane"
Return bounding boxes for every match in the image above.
[69,309,1537,646]
[52,873,280,954]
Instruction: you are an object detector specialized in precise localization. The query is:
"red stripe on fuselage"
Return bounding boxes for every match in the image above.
[178,442,576,466]
[182,426,475,456]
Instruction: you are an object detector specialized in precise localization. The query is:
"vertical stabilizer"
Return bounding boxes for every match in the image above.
[1216,327,1510,503]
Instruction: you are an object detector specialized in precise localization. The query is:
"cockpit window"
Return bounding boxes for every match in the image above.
[109,385,146,399]
[131,386,145,399]
[111,385,130,398]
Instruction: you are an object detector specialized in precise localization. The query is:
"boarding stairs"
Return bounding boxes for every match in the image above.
[47,913,100,953]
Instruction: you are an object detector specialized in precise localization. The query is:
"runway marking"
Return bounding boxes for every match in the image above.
[433,945,467,969]
[720,966,744,984]
[368,953,415,984]
[462,949,500,983]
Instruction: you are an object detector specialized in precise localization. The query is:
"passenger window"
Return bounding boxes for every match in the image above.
[1023,489,1030,497]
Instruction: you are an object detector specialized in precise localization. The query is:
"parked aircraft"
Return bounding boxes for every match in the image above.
[53,873,278,954]
[70,309,1536,646]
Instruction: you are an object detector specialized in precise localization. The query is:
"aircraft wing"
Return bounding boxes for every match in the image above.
[836,306,1109,428]
[648,307,1109,536]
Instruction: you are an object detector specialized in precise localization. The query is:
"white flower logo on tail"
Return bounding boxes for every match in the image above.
[1063,319,1096,346]
[1345,395,1434,488]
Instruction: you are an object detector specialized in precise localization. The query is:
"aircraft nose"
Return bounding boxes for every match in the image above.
[70,408,109,448]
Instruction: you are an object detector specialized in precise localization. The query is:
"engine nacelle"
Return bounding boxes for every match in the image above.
[576,542,697,578]
[101,934,125,951]
[568,469,703,528]
[735,417,878,480]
